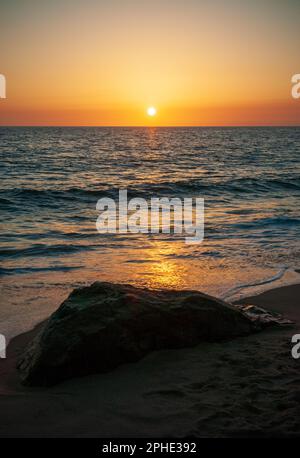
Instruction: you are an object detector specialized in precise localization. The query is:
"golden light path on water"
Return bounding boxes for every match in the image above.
[137,241,187,290]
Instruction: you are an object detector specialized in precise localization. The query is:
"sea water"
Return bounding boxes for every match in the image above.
[1,127,300,340]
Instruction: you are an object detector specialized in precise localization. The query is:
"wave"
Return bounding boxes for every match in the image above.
[223,267,288,302]
[231,216,300,229]
[1,176,299,204]
[0,243,99,258]
[0,265,82,276]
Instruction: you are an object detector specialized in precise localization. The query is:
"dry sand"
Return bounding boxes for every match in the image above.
[0,284,299,438]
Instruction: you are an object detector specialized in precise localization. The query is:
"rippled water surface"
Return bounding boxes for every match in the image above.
[1,127,300,339]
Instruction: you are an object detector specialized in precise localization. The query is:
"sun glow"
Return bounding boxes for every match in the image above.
[147,106,157,117]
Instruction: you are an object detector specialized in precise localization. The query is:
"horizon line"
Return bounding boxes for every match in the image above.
[0,124,299,128]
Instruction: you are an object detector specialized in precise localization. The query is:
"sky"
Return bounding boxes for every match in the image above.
[0,0,299,125]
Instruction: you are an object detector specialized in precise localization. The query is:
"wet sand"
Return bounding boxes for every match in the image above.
[0,284,299,437]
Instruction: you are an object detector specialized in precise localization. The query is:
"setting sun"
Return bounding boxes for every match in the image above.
[147,107,157,117]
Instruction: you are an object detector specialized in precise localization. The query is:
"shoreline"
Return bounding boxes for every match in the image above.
[2,267,300,345]
[0,283,300,437]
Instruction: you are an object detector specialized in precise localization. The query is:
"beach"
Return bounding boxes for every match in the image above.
[0,283,299,438]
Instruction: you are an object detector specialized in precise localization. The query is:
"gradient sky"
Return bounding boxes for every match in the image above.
[0,0,299,125]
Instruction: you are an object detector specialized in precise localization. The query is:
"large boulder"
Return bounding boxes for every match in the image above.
[18,282,256,386]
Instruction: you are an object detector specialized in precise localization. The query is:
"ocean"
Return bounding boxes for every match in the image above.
[1,126,300,340]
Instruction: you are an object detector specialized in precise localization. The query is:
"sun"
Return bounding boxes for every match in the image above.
[147,106,157,117]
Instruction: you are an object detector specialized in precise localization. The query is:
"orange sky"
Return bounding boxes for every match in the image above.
[0,0,299,126]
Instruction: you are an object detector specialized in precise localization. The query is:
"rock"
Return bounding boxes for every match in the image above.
[235,304,294,328]
[18,282,256,386]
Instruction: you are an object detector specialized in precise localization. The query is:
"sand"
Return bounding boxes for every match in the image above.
[0,284,299,438]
